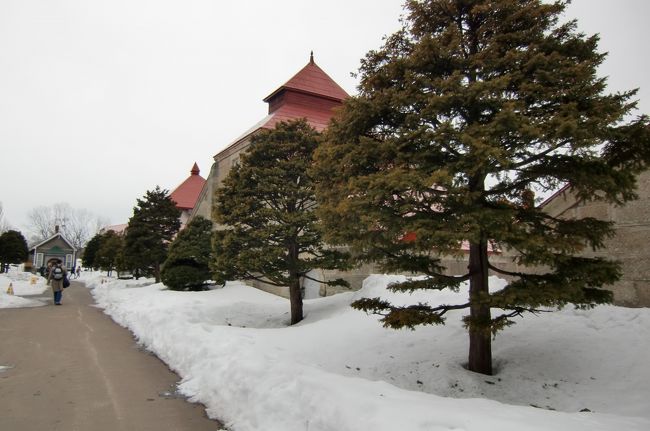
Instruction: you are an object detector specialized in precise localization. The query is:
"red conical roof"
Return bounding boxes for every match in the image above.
[263,53,349,104]
[216,55,349,157]
[257,54,349,132]
[170,163,206,210]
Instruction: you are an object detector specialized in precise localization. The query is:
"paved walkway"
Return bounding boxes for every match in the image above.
[0,281,223,431]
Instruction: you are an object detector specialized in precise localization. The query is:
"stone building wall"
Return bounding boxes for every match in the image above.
[191,135,254,222]
[540,170,650,306]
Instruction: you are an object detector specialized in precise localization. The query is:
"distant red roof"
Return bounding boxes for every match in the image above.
[101,224,127,235]
[170,163,206,210]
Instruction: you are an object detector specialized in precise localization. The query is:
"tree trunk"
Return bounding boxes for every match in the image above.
[289,276,303,325]
[467,240,492,375]
[287,241,304,325]
[154,262,161,283]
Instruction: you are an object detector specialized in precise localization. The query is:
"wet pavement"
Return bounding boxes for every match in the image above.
[0,281,223,431]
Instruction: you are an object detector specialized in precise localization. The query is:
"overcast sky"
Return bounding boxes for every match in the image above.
[1,0,648,232]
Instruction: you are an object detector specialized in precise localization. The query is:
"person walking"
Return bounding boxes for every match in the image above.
[48,261,67,305]
[76,266,81,279]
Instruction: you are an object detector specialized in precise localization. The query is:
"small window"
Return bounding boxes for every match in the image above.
[65,254,73,269]
[35,253,44,267]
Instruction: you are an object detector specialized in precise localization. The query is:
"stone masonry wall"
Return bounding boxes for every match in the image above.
[540,170,650,307]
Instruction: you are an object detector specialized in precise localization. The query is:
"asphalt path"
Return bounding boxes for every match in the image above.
[0,280,223,431]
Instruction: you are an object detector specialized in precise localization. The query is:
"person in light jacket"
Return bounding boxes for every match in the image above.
[48,260,67,305]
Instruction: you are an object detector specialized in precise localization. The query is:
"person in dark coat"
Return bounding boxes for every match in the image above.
[48,261,67,305]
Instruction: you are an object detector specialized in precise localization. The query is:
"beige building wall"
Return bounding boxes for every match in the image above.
[191,135,255,222]
[191,166,215,221]
[541,170,650,306]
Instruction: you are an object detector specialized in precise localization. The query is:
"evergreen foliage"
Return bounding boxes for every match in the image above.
[0,230,28,272]
[162,216,213,291]
[83,233,102,270]
[96,230,125,275]
[312,0,650,375]
[212,119,351,325]
[124,186,181,282]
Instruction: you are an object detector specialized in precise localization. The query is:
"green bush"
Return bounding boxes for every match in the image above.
[161,259,211,291]
[161,216,213,291]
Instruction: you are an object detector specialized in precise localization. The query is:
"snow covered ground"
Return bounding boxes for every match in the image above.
[0,268,49,308]
[2,270,649,430]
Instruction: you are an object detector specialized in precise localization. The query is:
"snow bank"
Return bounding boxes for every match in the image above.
[0,291,44,308]
[0,270,48,308]
[87,274,650,431]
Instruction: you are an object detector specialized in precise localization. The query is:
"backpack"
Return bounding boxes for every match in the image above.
[52,267,64,280]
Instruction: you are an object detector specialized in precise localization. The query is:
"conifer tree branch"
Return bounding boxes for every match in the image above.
[487,262,529,278]
[493,307,553,323]
[301,273,349,287]
[241,272,285,287]
[301,273,324,284]
[506,141,567,170]
[370,243,470,282]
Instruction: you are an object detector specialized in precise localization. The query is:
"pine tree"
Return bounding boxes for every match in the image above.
[162,216,213,291]
[0,230,28,272]
[124,186,181,282]
[213,119,350,325]
[83,233,102,270]
[96,230,124,276]
[313,0,650,375]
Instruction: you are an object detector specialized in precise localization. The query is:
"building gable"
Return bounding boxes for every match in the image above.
[30,233,76,253]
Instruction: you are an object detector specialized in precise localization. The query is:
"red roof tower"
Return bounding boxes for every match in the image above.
[218,53,350,157]
[256,53,349,133]
[170,163,207,210]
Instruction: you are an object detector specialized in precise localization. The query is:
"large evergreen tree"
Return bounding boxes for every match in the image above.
[313,0,650,375]
[162,216,213,291]
[124,186,181,282]
[213,119,350,325]
[0,230,28,272]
